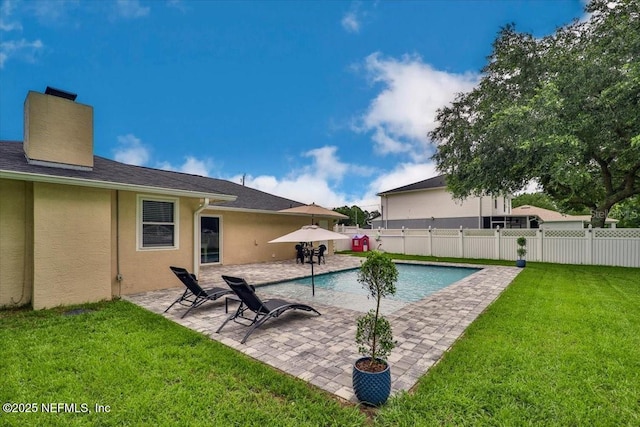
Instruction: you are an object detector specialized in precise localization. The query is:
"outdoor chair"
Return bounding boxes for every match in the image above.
[164,266,233,318]
[317,244,327,264]
[295,244,305,264]
[216,275,321,344]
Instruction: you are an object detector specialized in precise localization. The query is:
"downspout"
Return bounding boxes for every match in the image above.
[193,198,210,276]
[478,196,483,229]
[115,190,122,296]
[384,195,388,229]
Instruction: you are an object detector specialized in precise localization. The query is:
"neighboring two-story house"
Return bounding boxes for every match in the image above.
[372,175,513,229]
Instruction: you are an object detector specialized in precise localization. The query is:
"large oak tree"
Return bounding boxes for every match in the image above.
[430,0,639,227]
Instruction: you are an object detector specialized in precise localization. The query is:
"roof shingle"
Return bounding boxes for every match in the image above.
[0,141,303,211]
[377,175,446,196]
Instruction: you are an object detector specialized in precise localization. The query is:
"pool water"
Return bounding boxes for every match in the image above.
[261,263,480,314]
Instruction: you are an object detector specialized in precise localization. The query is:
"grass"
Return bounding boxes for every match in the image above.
[377,262,640,426]
[0,301,364,426]
[1,259,639,426]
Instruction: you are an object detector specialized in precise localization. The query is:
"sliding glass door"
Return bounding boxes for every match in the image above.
[200,216,221,264]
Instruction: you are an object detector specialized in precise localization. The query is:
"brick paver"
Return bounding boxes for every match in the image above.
[125,255,521,403]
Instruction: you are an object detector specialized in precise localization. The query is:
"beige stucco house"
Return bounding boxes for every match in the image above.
[0,88,336,309]
[372,175,513,229]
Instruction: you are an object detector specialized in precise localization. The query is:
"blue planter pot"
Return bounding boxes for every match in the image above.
[352,357,391,406]
[516,259,526,268]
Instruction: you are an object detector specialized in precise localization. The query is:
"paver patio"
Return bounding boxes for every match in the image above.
[125,255,521,403]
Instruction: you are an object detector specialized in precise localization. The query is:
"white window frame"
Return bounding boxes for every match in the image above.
[137,195,179,250]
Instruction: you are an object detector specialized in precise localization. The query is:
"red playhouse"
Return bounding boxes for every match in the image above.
[351,234,370,252]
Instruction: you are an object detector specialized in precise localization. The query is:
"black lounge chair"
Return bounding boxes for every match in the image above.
[164,266,233,318]
[216,275,321,344]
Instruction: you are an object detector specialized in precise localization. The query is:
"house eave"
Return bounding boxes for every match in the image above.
[206,205,313,216]
[377,186,445,197]
[0,169,237,202]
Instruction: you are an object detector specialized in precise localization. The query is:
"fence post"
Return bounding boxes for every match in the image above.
[459,226,464,258]
[537,229,543,262]
[428,226,433,256]
[495,226,501,260]
[401,226,406,255]
[587,225,593,265]
[375,227,382,251]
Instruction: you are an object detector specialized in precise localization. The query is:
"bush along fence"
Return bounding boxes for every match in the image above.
[334,226,640,268]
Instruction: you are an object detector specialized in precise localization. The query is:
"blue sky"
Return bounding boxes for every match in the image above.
[1,0,586,211]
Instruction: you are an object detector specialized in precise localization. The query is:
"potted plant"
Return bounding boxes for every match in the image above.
[516,236,527,267]
[352,251,399,406]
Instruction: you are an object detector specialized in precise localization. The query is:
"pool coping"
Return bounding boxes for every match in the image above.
[125,256,522,404]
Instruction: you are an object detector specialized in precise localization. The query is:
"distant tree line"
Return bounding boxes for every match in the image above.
[333,206,381,228]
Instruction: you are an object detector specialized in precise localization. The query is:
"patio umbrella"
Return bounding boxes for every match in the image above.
[278,203,348,224]
[268,225,350,296]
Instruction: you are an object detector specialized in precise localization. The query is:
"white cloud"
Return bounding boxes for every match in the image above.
[115,0,150,19]
[178,156,212,176]
[0,17,21,31]
[369,162,439,194]
[157,156,214,176]
[341,11,360,33]
[0,38,43,68]
[113,134,150,166]
[301,145,373,182]
[228,145,373,208]
[166,0,187,13]
[356,52,479,159]
[114,135,214,175]
[242,173,348,208]
[0,0,20,31]
[341,1,367,33]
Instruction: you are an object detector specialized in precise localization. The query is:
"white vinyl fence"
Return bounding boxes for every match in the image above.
[333,226,640,268]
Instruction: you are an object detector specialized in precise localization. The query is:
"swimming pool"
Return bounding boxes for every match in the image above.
[260,263,481,314]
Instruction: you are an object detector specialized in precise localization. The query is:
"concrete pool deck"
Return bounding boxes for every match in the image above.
[125,255,522,403]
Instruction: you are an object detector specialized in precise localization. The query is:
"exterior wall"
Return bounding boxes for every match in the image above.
[484,195,511,216]
[31,182,111,309]
[114,191,198,295]
[378,188,511,229]
[381,188,478,220]
[1,180,341,305]
[371,217,480,230]
[208,209,311,265]
[24,91,94,168]
[0,179,33,307]
[540,221,584,230]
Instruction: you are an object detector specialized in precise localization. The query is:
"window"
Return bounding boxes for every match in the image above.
[139,197,178,249]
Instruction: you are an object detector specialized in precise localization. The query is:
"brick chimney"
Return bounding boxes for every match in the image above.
[23,87,94,170]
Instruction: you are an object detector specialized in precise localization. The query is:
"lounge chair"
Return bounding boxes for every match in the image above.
[216,275,321,343]
[164,266,233,318]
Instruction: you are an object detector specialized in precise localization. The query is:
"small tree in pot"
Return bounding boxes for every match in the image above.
[516,236,527,267]
[352,251,398,406]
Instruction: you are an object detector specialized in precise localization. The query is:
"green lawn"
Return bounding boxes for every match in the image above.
[377,262,640,426]
[1,260,639,426]
[0,302,364,426]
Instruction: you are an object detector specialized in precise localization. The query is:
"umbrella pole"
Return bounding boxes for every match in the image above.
[311,253,315,296]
